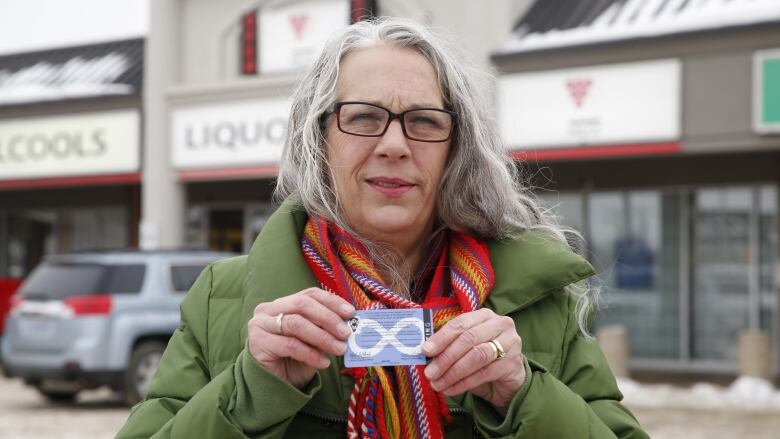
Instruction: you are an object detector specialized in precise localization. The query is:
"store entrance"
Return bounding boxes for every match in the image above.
[208,209,244,253]
[1,212,54,279]
[186,204,273,253]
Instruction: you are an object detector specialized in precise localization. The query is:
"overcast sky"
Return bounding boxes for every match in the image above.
[0,0,148,55]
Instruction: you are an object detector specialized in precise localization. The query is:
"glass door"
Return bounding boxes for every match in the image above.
[208,209,244,253]
[589,191,682,359]
[691,188,752,362]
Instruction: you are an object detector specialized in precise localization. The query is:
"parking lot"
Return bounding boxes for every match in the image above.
[2,374,780,439]
[0,376,127,439]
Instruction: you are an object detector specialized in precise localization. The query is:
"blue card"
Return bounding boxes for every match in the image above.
[344,308,433,368]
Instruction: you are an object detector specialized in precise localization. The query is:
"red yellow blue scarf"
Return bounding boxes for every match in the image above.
[301,217,495,439]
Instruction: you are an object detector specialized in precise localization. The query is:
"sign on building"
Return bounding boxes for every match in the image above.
[171,98,291,169]
[499,59,681,149]
[0,109,140,180]
[257,0,350,75]
[754,48,780,134]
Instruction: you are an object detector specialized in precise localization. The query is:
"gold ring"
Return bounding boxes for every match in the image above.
[275,312,285,336]
[488,339,506,360]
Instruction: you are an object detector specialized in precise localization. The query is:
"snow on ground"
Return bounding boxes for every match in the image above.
[619,376,780,412]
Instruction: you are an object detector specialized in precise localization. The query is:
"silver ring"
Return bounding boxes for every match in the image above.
[275,312,285,336]
[488,339,506,360]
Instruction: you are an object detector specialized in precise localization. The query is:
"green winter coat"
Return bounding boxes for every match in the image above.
[117,199,649,438]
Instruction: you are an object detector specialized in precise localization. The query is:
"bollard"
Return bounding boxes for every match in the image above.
[738,330,772,380]
[596,325,629,378]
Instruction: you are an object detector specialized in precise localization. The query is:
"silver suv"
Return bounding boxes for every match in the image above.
[1,250,235,405]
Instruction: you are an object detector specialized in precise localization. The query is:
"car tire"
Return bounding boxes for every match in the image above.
[36,387,78,403]
[123,341,166,406]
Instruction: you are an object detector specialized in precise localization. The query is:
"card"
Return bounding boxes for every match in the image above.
[344,308,433,368]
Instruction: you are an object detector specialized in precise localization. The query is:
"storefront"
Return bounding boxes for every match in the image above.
[493,0,780,375]
[147,0,523,251]
[158,0,377,252]
[0,39,143,279]
[170,90,292,252]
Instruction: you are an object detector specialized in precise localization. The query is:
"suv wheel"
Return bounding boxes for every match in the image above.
[124,341,165,406]
[36,387,78,403]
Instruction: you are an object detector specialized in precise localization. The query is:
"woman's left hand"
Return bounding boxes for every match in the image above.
[422,308,525,413]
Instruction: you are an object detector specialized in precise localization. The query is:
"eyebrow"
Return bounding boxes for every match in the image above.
[406,103,445,110]
[343,99,446,110]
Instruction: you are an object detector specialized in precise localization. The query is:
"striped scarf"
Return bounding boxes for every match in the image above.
[301,217,495,439]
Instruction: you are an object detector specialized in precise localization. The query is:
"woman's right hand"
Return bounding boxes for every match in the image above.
[247,287,355,389]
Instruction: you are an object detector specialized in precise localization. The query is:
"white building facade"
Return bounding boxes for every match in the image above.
[142,0,530,253]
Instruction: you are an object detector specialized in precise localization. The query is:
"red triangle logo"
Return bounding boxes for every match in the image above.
[566,78,592,108]
[289,14,310,40]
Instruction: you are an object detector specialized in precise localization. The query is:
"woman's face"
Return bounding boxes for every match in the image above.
[325,45,451,244]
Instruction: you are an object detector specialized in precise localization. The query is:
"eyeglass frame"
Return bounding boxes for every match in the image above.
[326,101,459,143]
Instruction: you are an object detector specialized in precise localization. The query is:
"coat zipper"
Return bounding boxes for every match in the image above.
[301,410,347,425]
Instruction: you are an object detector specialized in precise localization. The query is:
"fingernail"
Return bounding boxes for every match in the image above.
[422,340,435,353]
[430,380,442,391]
[425,363,438,379]
[319,357,331,368]
[341,303,355,314]
[339,323,351,337]
[332,340,346,354]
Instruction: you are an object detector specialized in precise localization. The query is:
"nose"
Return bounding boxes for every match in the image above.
[374,119,410,159]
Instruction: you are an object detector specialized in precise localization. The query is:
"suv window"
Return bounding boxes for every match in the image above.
[170,265,207,292]
[104,265,146,293]
[19,263,146,300]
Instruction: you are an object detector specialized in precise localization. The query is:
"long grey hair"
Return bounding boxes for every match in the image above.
[275,17,596,336]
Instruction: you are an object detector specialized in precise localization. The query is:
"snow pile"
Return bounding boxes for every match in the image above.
[618,376,780,411]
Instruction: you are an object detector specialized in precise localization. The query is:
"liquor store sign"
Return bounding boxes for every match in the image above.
[754,48,780,134]
[499,59,681,149]
[258,0,349,74]
[171,98,291,169]
[0,109,140,180]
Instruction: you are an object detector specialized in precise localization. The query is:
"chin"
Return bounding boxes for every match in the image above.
[361,206,421,236]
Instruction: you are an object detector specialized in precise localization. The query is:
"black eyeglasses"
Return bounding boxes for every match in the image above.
[328,101,458,143]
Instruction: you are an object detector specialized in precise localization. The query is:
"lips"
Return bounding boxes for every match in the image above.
[365,177,415,197]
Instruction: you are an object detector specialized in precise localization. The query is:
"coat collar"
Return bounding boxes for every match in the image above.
[240,198,594,343]
[485,232,594,315]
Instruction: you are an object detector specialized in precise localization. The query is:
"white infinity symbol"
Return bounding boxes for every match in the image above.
[347,317,425,357]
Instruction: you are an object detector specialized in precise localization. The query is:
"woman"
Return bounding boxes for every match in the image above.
[118,17,648,439]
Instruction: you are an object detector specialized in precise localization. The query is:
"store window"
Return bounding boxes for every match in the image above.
[539,185,777,368]
[589,191,681,359]
[245,205,274,250]
[67,207,129,252]
[539,191,584,231]
[0,206,129,279]
[538,191,585,251]
[185,206,209,249]
[759,187,777,343]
